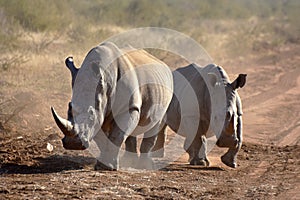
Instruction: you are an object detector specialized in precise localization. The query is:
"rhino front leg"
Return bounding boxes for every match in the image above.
[221,115,243,168]
[94,126,126,171]
[138,135,157,170]
[95,109,140,171]
[221,146,240,168]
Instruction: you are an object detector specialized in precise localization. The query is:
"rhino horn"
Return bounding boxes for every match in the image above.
[65,56,79,87]
[51,107,75,137]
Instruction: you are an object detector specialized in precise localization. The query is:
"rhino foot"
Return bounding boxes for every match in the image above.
[94,160,118,171]
[150,149,165,158]
[221,154,236,168]
[120,152,139,169]
[189,158,210,166]
[137,156,155,170]
[204,158,210,166]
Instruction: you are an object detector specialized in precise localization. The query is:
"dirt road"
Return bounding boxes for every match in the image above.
[0,43,299,199]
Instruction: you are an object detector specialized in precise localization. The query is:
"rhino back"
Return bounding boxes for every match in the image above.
[122,50,173,127]
[166,64,212,133]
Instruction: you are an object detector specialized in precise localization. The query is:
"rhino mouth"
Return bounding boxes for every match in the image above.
[62,136,89,150]
[51,107,89,150]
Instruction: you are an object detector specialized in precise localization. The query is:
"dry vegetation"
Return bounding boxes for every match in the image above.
[1,0,299,135]
[0,0,300,199]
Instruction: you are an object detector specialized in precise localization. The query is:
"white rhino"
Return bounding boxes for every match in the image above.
[152,63,246,168]
[51,42,173,170]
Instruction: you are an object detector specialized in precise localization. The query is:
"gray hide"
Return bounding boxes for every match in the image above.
[51,42,173,170]
[152,63,246,168]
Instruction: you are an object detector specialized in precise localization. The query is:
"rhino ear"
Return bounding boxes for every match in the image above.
[65,57,79,88]
[65,57,78,74]
[207,72,218,87]
[231,74,247,90]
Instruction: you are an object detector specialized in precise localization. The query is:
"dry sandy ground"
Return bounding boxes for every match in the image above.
[0,42,299,199]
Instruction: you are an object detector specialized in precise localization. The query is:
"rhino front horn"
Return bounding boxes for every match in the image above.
[51,107,75,137]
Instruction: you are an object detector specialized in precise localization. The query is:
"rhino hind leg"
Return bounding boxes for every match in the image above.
[120,153,139,169]
[138,155,155,170]
[151,123,167,158]
[138,137,157,170]
[121,136,139,169]
[138,124,161,170]
[138,138,156,170]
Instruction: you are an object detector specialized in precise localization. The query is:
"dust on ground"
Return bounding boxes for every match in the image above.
[0,42,300,199]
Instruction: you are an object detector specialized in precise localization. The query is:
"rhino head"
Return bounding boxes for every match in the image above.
[217,73,246,148]
[206,70,246,149]
[51,52,109,150]
[51,105,89,150]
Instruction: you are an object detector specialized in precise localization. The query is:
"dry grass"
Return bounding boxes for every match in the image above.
[0,0,299,133]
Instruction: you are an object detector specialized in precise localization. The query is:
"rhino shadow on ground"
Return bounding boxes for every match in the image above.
[0,155,96,174]
[160,164,225,172]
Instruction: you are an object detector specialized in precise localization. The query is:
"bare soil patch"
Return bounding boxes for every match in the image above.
[1,42,299,199]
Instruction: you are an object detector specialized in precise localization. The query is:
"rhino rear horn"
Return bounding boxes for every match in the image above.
[65,56,79,87]
[51,107,75,137]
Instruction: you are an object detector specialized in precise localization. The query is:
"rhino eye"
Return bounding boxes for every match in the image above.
[226,111,232,120]
[68,102,73,120]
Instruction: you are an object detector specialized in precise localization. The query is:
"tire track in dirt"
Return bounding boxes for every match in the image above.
[276,185,300,200]
[243,67,300,146]
[240,144,300,199]
[243,68,300,109]
[248,160,269,178]
[276,121,300,146]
